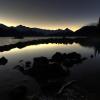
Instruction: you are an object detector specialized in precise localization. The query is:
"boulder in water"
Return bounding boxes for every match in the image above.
[51,52,64,62]
[0,57,8,65]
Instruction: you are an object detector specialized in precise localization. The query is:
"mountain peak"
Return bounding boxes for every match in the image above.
[65,28,73,32]
[16,25,28,28]
[0,24,8,29]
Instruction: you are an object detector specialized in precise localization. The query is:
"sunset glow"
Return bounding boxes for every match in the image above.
[0,19,81,31]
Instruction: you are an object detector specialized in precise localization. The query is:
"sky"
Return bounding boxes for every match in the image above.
[0,0,100,31]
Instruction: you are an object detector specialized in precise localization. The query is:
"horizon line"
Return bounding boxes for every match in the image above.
[0,23,82,32]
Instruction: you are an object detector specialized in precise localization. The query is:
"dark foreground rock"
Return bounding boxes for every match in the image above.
[32,57,49,74]
[25,61,31,68]
[14,52,87,92]
[0,57,8,65]
[15,52,87,82]
[51,52,64,62]
[13,52,88,100]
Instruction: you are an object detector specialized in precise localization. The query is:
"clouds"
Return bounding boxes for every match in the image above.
[0,0,99,30]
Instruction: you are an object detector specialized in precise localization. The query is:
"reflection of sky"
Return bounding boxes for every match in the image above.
[0,43,94,69]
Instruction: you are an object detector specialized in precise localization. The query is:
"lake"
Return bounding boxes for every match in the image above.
[0,37,100,99]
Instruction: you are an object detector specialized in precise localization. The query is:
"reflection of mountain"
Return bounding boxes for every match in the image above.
[0,18,100,37]
[0,38,100,56]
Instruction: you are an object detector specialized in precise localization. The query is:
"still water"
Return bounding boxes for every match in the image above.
[0,37,100,98]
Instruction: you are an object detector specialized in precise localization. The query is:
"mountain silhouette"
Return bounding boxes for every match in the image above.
[0,18,100,37]
[75,25,97,36]
[75,18,100,37]
[0,24,73,37]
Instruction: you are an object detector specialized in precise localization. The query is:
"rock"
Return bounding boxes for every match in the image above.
[30,56,68,83]
[19,60,24,63]
[62,53,68,59]
[25,61,31,68]
[63,57,87,68]
[0,57,8,65]
[67,52,81,60]
[47,63,67,79]
[32,57,49,73]
[52,52,63,62]
[90,55,94,58]
[14,65,24,72]
[51,52,82,63]
[63,59,73,67]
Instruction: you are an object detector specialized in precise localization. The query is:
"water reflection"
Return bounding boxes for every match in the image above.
[0,42,94,69]
[0,37,100,99]
[0,37,59,46]
[13,52,87,99]
[0,37,98,55]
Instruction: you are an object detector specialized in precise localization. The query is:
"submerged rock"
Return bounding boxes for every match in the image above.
[0,57,8,65]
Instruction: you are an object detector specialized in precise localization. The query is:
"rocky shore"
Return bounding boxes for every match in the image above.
[10,52,88,100]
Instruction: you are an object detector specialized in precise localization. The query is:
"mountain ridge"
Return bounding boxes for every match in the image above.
[0,18,100,37]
